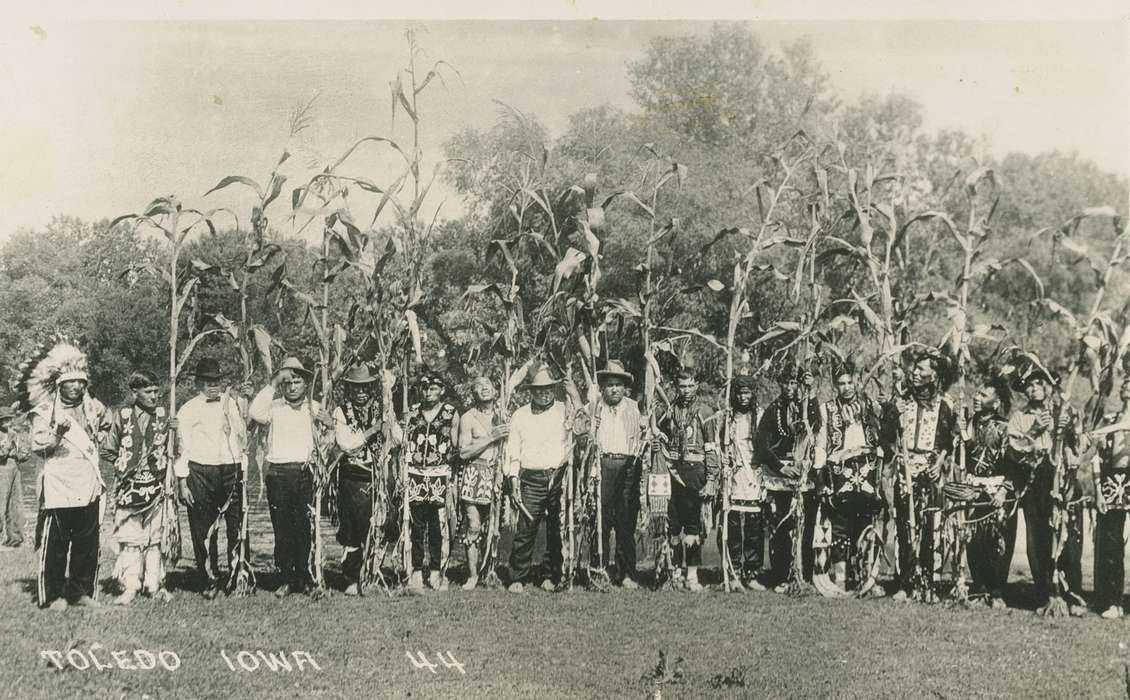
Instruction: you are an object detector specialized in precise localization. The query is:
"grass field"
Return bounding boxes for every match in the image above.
[3,459,1130,699]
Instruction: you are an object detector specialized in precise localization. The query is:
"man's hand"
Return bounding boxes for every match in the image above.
[315,409,334,428]
[702,478,717,498]
[55,419,71,436]
[166,418,178,432]
[237,381,254,399]
[780,464,800,479]
[178,478,195,507]
[1035,410,1054,432]
[1055,410,1072,432]
[490,424,510,443]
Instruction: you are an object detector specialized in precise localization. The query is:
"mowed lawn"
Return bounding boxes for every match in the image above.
[3,459,1130,698]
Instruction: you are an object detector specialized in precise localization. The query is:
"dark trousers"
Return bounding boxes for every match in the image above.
[830,495,881,582]
[668,461,707,567]
[966,501,1018,596]
[894,476,939,594]
[409,502,443,572]
[720,510,764,576]
[766,490,816,584]
[0,462,24,546]
[596,455,641,581]
[185,462,243,587]
[1021,466,1083,603]
[338,474,373,582]
[509,466,565,584]
[265,462,313,587]
[1094,509,1126,610]
[37,501,100,606]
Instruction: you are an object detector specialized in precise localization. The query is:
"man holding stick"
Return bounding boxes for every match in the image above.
[882,347,958,604]
[754,362,819,590]
[718,373,767,591]
[249,356,331,598]
[655,367,719,593]
[506,363,581,594]
[1004,354,1082,614]
[333,365,401,595]
[101,371,173,605]
[174,358,249,599]
[457,376,509,591]
[580,360,646,589]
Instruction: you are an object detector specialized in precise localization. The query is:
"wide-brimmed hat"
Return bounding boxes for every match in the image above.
[1003,351,1057,393]
[342,365,378,385]
[596,360,633,385]
[523,365,561,388]
[277,356,312,379]
[194,358,224,380]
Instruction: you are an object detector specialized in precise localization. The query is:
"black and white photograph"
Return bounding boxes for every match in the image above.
[0,1,1127,697]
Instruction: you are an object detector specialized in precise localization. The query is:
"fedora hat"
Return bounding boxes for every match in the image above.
[596,360,633,385]
[277,356,312,379]
[194,358,224,380]
[342,365,378,385]
[523,365,561,389]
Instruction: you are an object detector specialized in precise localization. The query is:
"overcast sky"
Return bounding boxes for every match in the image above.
[0,19,1125,242]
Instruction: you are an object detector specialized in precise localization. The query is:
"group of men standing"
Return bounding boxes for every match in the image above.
[18,337,1130,619]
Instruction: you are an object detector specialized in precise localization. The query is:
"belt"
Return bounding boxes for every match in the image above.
[603,453,634,461]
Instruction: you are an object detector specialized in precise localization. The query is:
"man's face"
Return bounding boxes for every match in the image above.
[133,385,160,411]
[735,386,754,410]
[472,379,496,404]
[347,382,375,407]
[973,386,998,414]
[421,383,444,407]
[1025,378,1047,404]
[910,359,936,388]
[676,378,697,404]
[835,374,856,402]
[601,378,626,406]
[200,378,225,401]
[282,372,308,403]
[530,385,556,410]
[59,380,86,403]
[783,379,799,400]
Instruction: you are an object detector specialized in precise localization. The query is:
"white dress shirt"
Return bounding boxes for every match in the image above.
[505,402,571,477]
[249,385,320,464]
[174,392,247,477]
[592,397,644,456]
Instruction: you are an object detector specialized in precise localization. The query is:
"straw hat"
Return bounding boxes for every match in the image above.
[596,360,633,385]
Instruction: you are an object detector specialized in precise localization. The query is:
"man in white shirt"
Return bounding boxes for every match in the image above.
[506,363,580,593]
[584,360,645,588]
[249,356,330,597]
[174,358,248,599]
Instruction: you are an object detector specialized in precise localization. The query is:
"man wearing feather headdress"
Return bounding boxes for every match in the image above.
[22,341,109,609]
[1003,353,1082,613]
[100,371,173,605]
[881,347,959,603]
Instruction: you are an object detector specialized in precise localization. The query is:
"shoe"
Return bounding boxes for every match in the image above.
[773,582,789,594]
[892,590,910,603]
[1101,605,1123,620]
[540,579,556,593]
[407,571,425,592]
[507,582,524,594]
[72,595,101,608]
[1069,604,1087,618]
[112,590,137,606]
[745,578,767,592]
[343,583,360,596]
[685,572,703,593]
[150,589,173,603]
[989,596,1007,610]
[620,577,640,590]
[273,584,291,599]
[47,598,68,611]
[428,571,449,592]
[462,576,478,591]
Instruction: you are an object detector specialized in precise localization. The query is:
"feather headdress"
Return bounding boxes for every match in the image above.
[15,337,90,412]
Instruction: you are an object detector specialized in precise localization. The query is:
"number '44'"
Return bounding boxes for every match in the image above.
[406,650,465,675]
